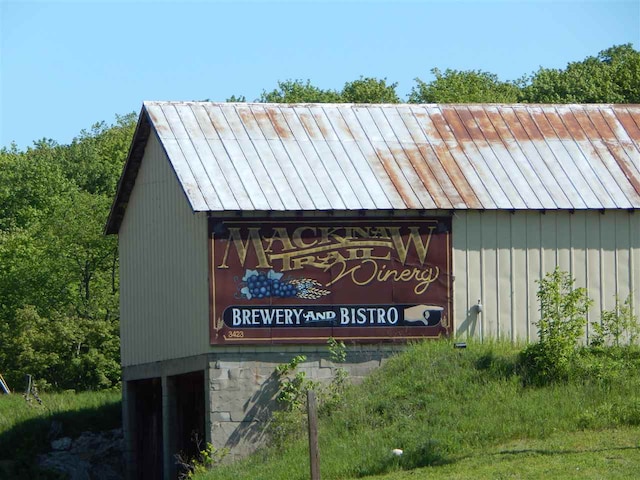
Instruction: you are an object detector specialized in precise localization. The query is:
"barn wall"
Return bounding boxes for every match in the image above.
[452,210,640,342]
[119,132,210,366]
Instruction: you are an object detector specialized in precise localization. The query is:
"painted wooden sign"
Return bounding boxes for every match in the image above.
[209,218,452,344]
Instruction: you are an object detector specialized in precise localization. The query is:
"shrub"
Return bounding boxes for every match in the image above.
[520,268,592,385]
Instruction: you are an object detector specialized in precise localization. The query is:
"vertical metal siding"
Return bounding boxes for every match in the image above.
[453,211,640,342]
[119,133,209,366]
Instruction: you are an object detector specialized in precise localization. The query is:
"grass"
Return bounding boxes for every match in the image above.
[0,389,121,478]
[369,427,640,479]
[201,340,640,480]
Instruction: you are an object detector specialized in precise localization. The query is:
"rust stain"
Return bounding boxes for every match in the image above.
[265,107,293,140]
[458,106,528,209]
[607,143,640,195]
[250,108,272,136]
[331,109,356,141]
[440,107,472,142]
[601,108,640,147]
[543,107,571,138]
[236,107,255,128]
[591,110,640,195]
[418,114,480,208]
[456,107,486,143]
[417,144,471,208]
[495,107,529,141]
[555,107,588,140]
[486,107,564,208]
[311,109,335,141]
[426,108,484,208]
[402,143,449,208]
[512,108,545,141]
[615,107,640,150]
[145,108,171,136]
[530,108,557,138]
[235,106,266,141]
[569,107,599,137]
[588,108,619,143]
[373,145,419,208]
[204,105,233,139]
[297,109,321,140]
[468,107,501,143]
[569,107,640,198]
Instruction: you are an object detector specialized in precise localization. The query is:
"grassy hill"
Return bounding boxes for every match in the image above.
[0,389,121,478]
[1,340,638,479]
[203,340,640,480]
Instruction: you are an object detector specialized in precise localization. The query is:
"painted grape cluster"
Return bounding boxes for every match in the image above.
[245,272,298,299]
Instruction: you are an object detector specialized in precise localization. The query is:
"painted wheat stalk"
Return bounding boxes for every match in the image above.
[290,279,330,299]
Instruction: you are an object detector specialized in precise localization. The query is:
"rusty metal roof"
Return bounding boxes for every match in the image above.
[106,102,640,233]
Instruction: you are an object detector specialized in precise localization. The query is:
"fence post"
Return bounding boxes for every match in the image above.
[307,389,320,480]
[25,374,32,397]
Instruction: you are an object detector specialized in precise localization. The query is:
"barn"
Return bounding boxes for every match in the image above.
[105,102,640,479]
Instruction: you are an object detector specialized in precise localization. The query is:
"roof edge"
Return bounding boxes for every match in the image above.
[104,106,152,235]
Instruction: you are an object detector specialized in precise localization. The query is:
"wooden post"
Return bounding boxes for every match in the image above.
[25,374,32,397]
[307,389,320,480]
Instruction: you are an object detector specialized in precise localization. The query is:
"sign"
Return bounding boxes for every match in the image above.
[209,219,452,344]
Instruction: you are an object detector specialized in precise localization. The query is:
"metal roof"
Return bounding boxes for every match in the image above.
[106,101,640,233]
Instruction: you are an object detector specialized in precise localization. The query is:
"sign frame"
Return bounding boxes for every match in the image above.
[208,217,452,345]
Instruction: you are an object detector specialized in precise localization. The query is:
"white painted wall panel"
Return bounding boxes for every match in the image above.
[119,133,210,366]
[453,211,640,342]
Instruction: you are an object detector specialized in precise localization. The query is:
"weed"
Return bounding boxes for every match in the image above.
[269,339,351,447]
[175,432,228,479]
[274,355,318,411]
[327,337,347,363]
[577,400,640,429]
[321,338,349,413]
[591,294,639,347]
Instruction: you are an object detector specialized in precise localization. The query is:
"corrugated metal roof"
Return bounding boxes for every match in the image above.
[106,102,640,233]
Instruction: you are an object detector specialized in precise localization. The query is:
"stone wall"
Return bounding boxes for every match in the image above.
[207,344,401,460]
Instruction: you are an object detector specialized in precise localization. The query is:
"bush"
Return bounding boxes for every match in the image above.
[520,268,592,385]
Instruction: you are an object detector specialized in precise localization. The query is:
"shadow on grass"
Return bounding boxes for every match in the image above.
[496,445,640,457]
[411,443,640,477]
[474,351,519,380]
[0,399,121,479]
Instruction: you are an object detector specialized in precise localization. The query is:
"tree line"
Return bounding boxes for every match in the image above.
[230,44,640,104]
[0,44,638,391]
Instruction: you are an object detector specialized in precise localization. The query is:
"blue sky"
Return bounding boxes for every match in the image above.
[1,0,639,149]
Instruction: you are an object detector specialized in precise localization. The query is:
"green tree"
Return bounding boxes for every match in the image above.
[257,77,400,104]
[61,113,136,196]
[522,44,640,103]
[340,77,400,103]
[0,140,72,230]
[259,79,343,103]
[0,115,129,390]
[225,95,246,102]
[409,68,521,103]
